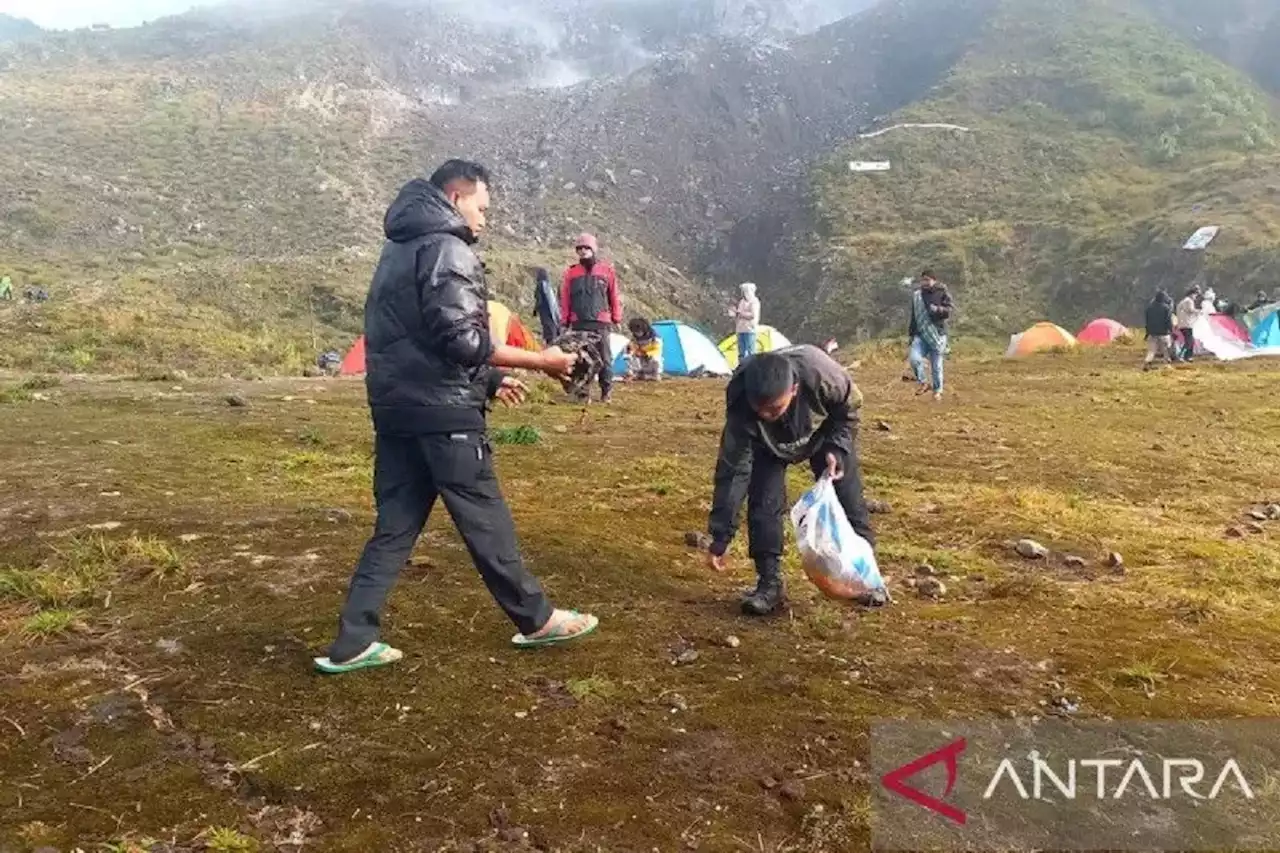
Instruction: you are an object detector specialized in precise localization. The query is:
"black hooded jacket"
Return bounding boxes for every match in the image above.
[363,179,502,435]
[1145,292,1175,337]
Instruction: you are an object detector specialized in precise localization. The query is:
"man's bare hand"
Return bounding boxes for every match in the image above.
[539,346,577,380]
[825,452,845,482]
[707,551,727,573]
[495,376,528,407]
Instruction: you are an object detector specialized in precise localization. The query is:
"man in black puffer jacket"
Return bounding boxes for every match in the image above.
[317,160,600,674]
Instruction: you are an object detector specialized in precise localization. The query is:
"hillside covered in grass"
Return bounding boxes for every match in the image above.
[792,0,1280,341]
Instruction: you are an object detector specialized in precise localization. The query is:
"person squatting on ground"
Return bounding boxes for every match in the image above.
[907,269,954,401]
[1143,288,1176,370]
[560,233,622,403]
[730,282,762,361]
[705,346,876,616]
[316,160,598,675]
[625,318,663,381]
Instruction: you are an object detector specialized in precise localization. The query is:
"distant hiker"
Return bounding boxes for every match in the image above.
[0,276,12,301]
[626,317,662,381]
[532,267,560,344]
[1143,289,1176,371]
[318,351,342,375]
[1248,290,1273,312]
[706,346,877,616]
[907,269,954,401]
[560,233,622,403]
[729,282,762,361]
[1176,286,1204,362]
[316,159,597,676]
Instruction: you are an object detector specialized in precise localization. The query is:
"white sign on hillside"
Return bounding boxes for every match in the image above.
[849,160,892,172]
[1183,225,1221,251]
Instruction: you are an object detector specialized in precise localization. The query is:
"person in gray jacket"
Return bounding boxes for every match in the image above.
[705,346,876,615]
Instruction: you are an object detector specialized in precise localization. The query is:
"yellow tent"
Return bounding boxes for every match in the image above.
[1005,322,1077,357]
[719,326,792,368]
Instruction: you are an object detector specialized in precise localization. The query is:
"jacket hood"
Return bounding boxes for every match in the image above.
[740,282,757,298]
[384,179,475,245]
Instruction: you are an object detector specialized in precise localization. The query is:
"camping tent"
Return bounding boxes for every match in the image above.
[608,332,632,375]
[1175,314,1253,360]
[1251,307,1280,349]
[1005,322,1077,357]
[1076,318,1129,345]
[652,321,731,376]
[718,326,793,367]
[339,300,538,376]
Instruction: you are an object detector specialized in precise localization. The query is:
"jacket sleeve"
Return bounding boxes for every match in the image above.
[708,412,753,556]
[933,289,954,321]
[485,369,508,401]
[417,240,493,369]
[814,359,862,452]
[608,266,622,325]
[560,270,573,327]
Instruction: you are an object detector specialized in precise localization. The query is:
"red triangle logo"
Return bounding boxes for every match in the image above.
[880,737,968,825]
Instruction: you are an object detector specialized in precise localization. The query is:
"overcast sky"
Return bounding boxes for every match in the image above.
[0,0,202,29]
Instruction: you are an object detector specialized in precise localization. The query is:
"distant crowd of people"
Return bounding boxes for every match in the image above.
[1143,284,1279,369]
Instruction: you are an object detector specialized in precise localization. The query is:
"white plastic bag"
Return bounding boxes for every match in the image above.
[790,476,885,599]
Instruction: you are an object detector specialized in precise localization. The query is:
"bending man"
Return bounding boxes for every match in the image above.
[706,347,877,616]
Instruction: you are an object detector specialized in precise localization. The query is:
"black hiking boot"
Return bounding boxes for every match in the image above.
[741,562,785,616]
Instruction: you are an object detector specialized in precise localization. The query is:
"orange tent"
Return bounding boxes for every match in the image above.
[339,300,539,376]
[1005,322,1077,357]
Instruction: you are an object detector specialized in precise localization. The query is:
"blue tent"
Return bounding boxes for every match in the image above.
[1252,308,1280,349]
[609,321,731,377]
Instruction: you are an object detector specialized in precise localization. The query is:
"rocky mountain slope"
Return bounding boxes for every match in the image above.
[1,0,1279,373]
[787,0,1280,341]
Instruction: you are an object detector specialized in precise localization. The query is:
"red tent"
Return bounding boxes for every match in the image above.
[338,337,365,377]
[1209,314,1250,344]
[338,300,539,377]
[1076,318,1130,345]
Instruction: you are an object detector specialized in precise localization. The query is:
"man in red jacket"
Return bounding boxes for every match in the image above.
[560,233,622,403]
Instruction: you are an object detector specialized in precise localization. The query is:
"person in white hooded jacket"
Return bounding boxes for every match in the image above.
[730,282,762,362]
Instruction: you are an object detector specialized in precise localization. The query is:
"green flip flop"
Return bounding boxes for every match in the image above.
[313,641,403,674]
[512,611,599,649]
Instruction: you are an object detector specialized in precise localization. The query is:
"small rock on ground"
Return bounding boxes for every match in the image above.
[1248,510,1270,522]
[1106,551,1125,569]
[724,635,741,649]
[325,508,353,524]
[684,531,712,550]
[1015,539,1049,559]
[673,649,700,666]
[778,780,806,803]
[866,500,893,515]
[225,394,249,408]
[915,564,937,577]
[1064,556,1088,568]
[1226,526,1246,539]
[1268,504,1280,521]
[916,577,947,599]
[1246,523,1266,535]
[876,420,892,432]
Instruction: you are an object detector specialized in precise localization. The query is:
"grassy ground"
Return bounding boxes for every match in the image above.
[2,346,1280,852]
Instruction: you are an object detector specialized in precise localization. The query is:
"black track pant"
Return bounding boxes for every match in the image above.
[746,442,875,578]
[328,431,553,662]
